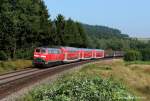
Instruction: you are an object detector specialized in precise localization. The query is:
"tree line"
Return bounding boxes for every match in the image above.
[0,0,150,61]
[0,0,88,60]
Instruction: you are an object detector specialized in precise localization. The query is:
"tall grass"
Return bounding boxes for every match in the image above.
[0,60,32,74]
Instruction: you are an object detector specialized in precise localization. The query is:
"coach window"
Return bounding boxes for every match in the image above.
[56,50,61,54]
[52,49,57,54]
[69,49,76,53]
[48,49,60,54]
[48,50,51,54]
[54,50,58,54]
[48,49,54,54]
[51,50,54,54]
[52,50,56,54]
[55,49,60,54]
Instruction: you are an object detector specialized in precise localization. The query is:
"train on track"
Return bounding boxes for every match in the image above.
[33,47,124,67]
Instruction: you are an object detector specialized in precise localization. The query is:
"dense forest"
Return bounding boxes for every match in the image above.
[83,24,150,50]
[83,24,129,39]
[0,0,150,60]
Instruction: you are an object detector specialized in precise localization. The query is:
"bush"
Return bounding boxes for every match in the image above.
[21,74,136,101]
[124,50,142,61]
[141,48,150,61]
[15,49,34,60]
[0,51,8,60]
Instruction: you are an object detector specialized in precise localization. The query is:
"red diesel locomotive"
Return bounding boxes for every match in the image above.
[33,47,104,66]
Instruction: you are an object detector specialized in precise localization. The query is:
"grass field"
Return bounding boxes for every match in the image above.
[81,59,150,101]
[0,60,32,74]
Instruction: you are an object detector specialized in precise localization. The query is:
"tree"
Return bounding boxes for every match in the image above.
[124,50,142,61]
[141,48,150,61]
[64,18,75,46]
[0,0,52,59]
[75,22,88,47]
[54,14,66,45]
[0,51,7,60]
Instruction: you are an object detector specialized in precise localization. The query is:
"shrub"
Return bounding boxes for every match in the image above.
[124,50,142,61]
[141,48,150,61]
[15,49,34,60]
[21,74,136,101]
[0,51,8,60]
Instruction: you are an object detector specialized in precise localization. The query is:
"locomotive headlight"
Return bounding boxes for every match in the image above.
[41,55,46,58]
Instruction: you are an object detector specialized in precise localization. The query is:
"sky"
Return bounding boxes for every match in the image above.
[43,0,150,38]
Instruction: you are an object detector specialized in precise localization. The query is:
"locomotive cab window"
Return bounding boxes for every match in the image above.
[35,49,40,53]
[41,49,46,53]
[35,48,46,53]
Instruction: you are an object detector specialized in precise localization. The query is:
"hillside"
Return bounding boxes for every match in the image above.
[82,24,129,39]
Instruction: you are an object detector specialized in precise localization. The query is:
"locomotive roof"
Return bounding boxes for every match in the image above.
[36,47,59,49]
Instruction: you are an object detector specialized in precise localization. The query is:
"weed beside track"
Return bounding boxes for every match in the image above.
[0,60,32,74]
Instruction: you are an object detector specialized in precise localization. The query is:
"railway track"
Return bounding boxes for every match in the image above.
[0,58,115,100]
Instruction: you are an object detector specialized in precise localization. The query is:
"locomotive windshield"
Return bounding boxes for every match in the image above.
[35,48,46,53]
[36,49,40,53]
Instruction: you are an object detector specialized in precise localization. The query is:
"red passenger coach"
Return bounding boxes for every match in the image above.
[82,49,93,59]
[61,47,80,62]
[79,49,104,59]
[94,49,105,59]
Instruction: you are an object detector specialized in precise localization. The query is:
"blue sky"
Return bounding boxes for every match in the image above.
[44,0,150,38]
